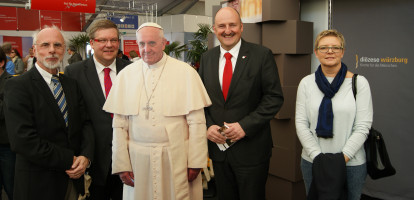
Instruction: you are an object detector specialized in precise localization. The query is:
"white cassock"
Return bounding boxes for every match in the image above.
[103,53,211,200]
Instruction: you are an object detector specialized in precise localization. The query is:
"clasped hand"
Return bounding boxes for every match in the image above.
[66,156,89,179]
[207,122,246,144]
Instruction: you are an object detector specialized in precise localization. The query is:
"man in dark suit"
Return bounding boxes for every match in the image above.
[3,27,93,200]
[65,19,131,200]
[198,7,284,200]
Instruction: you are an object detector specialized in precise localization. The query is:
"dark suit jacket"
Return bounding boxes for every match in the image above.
[3,67,94,200]
[68,52,83,65]
[0,71,13,144]
[199,40,284,166]
[65,58,131,186]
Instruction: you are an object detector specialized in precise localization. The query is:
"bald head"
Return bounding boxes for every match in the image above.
[214,7,241,25]
[213,7,243,51]
[33,27,66,73]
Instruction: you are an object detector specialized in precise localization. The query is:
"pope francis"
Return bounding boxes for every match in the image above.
[103,22,211,200]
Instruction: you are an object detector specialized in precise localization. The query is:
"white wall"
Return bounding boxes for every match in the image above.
[300,0,329,73]
[205,0,221,17]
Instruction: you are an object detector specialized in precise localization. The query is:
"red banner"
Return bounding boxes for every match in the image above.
[62,12,82,31]
[31,0,95,13]
[3,36,23,58]
[40,11,62,29]
[123,40,140,58]
[17,8,40,31]
[0,7,17,30]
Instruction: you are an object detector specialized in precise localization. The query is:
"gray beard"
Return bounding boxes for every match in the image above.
[36,55,62,69]
[41,60,61,69]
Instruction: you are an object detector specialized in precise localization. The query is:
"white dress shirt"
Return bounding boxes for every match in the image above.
[218,39,242,89]
[93,56,117,98]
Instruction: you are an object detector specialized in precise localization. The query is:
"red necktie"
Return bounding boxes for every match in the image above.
[103,68,112,98]
[222,52,233,100]
[104,68,113,118]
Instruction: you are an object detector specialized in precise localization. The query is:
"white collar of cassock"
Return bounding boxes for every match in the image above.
[142,52,167,70]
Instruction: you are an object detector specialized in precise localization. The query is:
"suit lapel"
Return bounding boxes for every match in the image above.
[210,47,225,103]
[115,58,124,74]
[84,59,106,106]
[226,40,250,102]
[31,68,66,127]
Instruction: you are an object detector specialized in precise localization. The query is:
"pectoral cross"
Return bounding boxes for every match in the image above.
[143,103,153,119]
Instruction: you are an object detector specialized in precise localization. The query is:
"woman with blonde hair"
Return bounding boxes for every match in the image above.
[295,30,373,200]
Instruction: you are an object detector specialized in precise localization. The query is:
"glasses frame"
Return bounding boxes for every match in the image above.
[34,42,65,50]
[93,38,120,45]
[316,46,344,53]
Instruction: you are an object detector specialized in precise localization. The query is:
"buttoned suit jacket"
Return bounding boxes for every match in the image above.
[64,57,131,185]
[3,67,94,200]
[199,40,284,166]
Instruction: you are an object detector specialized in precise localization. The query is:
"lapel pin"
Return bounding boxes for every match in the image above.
[242,56,246,59]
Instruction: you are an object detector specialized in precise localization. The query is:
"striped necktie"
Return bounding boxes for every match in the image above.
[51,75,68,127]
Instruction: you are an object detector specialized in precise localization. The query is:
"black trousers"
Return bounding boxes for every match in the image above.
[213,156,270,200]
[87,172,123,200]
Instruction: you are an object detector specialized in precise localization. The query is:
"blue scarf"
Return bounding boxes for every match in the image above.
[315,63,348,138]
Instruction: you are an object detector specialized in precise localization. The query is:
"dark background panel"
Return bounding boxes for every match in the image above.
[333,0,414,199]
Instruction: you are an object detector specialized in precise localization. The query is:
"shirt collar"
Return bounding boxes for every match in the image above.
[219,39,242,58]
[35,63,59,85]
[93,56,117,73]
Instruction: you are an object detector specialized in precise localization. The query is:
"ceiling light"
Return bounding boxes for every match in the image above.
[120,16,126,22]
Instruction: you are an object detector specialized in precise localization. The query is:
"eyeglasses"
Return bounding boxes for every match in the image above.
[35,42,64,50]
[93,38,119,44]
[317,46,343,53]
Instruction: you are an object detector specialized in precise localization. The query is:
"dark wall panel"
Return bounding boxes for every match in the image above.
[333,0,414,199]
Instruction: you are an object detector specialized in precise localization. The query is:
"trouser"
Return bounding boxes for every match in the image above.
[213,157,270,200]
[88,172,123,200]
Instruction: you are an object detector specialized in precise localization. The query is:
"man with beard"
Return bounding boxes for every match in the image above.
[65,19,130,200]
[3,26,94,200]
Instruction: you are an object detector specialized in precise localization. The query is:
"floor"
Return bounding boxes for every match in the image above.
[1,185,383,200]
[203,193,382,200]
[200,180,384,200]
[361,194,383,200]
